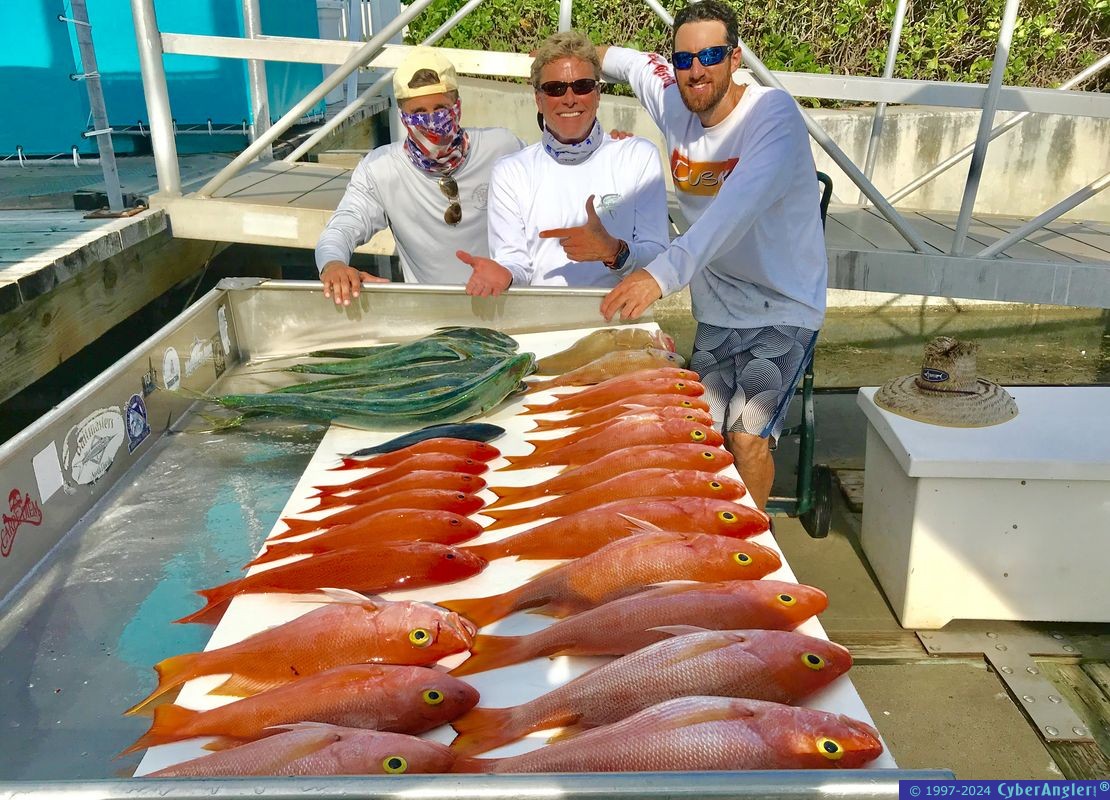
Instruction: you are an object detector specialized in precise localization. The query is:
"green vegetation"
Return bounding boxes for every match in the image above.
[407,0,1109,94]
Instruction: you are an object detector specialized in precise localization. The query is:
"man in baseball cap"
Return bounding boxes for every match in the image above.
[316,48,524,304]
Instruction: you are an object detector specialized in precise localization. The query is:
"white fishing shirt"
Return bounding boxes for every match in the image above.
[315,127,524,284]
[486,134,670,288]
[603,48,827,330]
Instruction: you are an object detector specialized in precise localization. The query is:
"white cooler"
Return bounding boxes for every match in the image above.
[856,386,1110,630]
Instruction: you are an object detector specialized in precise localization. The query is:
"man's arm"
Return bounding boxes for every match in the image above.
[623,140,669,272]
[315,157,391,306]
[485,159,535,286]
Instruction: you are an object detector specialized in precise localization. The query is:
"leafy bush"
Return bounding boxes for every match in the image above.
[407,0,1109,94]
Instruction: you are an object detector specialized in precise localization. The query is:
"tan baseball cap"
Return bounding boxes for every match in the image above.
[393,48,459,100]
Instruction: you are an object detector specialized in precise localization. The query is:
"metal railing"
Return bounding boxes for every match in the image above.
[129,0,1110,262]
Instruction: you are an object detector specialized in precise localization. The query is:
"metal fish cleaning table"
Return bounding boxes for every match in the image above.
[0,280,949,796]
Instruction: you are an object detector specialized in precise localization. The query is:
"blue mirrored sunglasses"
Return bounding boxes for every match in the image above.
[672,45,734,70]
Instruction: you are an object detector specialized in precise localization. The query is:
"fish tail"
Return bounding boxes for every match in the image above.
[524,377,556,393]
[450,707,522,756]
[245,540,302,567]
[521,401,558,414]
[480,505,544,532]
[460,540,509,563]
[500,451,553,471]
[209,673,277,697]
[449,634,530,676]
[486,484,543,510]
[269,517,324,541]
[118,704,199,756]
[173,580,243,625]
[450,755,500,773]
[439,588,524,628]
[297,493,345,514]
[330,457,369,471]
[123,653,201,716]
[527,417,570,432]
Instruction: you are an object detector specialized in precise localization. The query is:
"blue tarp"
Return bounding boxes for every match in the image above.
[0,0,326,157]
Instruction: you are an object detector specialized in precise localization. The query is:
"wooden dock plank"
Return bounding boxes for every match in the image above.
[1038,661,1110,779]
[826,207,922,252]
[916,210,1077,264]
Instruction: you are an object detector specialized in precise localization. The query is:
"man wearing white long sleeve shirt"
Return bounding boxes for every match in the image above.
[458,31,668,294]
[315,48,523,305]
[598,1,828,508]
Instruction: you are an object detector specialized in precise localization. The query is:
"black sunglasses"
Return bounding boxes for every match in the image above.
[672,45,734,70]
[538,78,600,97]
[438,176,461,226]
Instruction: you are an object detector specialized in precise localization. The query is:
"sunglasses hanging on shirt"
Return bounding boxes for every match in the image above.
[438,176,462,226]
[672,45,734,70]
[538,78,601,97]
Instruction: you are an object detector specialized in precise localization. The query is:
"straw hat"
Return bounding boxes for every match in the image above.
[875,337,1018,427]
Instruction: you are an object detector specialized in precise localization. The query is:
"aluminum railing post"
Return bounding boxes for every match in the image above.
[242,0,273,159]
[888,52,1110,204]
[196,0,437,199]
[283,0,489,163]
[130,0,181,197]
[975,171,1110,258]
[859,0,907,205]
[643,0,674,25]
[950,0,1021,254]
[736,37,930,253]
[69,0,124,211]
[558,0,573,31]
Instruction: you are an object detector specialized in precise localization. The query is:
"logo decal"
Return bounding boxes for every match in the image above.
[184,336,214,378]
[61,407,126,485]
[3,490,42,557]
[921,368,950,383]
[671,149,738,196]
[646,53,677,89]
[162,348,181,391]
[126,394,151,453]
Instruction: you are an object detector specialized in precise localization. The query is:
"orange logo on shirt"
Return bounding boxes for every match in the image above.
[671,149,738,196]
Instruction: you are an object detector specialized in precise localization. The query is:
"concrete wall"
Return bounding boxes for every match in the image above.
[456,76,1110,222]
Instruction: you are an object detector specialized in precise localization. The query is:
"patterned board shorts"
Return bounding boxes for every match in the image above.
[690,323,818,444]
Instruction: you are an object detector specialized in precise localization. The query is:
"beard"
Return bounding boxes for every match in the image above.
[678,75,730,114]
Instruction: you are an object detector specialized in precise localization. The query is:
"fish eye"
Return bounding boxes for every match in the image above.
[382,755,409,773]
[718,511,737,522]
[409,628,432,647]
[684,414,696,421]
[445,553,456,560]
[817,737,844,760]
[802,652,826,670]
[709,481,722,490]
[690,430,706,441]
[675,382,686,389]
[449,518,460,526]
[778,593,797,606]
[455,493,465,499]
[422,689,445,705]
[701,451,715,459]
[681,401,692,407]
[733,552,753,565]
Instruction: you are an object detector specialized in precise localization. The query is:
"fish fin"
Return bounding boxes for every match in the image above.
[545,722,590,743]
[123,653,202,716]
[527,417,573,432]
[329,456,368,471]
[450,756,499,773]
[617,513,663,532]
[525,378,555,393]
[649,624,714,637]
[117,704,199,756]
[244,542,296,567]
[172,580,242,625]
[297,493,344,513]
[497,451,551,471]
[269,517,325,541]
[439,588,525,628]
[485,484,543,510]
[521,401,558,415]
[208,673,278,697]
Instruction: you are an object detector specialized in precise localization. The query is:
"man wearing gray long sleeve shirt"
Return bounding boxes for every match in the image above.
[315,48,523,305]
[598,1,827,509]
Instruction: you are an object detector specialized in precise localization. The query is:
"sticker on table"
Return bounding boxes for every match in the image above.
[162,348,181,391]
[141,358,157,397]
[32,443,65,504]
[3,489,42,558]
[126,394,151,453]
[184,335,214,378]
[212,333,226,379]
[218,305,231,355]
[61,407,126,486]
